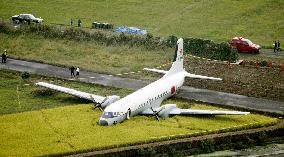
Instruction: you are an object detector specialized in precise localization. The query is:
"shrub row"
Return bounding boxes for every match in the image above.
[0,22,238,61]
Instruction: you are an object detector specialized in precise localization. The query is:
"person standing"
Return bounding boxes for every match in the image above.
[274,40,277,53]
[70,18,73,27]
[76,67,80,77]
[78,19,81,27]
[1,50,7,63]
[277,40,281,51]
[70,66,75,77]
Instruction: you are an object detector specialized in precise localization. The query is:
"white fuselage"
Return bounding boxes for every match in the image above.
[99,71,185,125]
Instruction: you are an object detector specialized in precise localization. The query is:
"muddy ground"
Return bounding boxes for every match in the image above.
[184,58,284,102]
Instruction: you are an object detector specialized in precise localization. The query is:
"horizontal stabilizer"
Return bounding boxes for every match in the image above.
[185,73,222,81]
[143,68,168,74]
[35,82,106,103]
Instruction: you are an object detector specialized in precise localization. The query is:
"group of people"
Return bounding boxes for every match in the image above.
[1,50,7,63]
[70,19,82,27]
[70,66,80,77]
[274,40,281,52]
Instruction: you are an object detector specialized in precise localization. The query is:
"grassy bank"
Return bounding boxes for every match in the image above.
[0,33,172,74]
[0,0,283,46]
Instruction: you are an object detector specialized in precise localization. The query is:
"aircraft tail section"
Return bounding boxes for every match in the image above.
[144,37,222,81]
[164,38,184,77]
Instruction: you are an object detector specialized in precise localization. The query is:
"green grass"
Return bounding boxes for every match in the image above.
[0,33,173,75]
[0,0,283,46]
[0,69,133,114]
[0,104,278,157]
[0,69,279,156]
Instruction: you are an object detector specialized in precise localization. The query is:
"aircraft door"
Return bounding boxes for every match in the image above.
[126,108,131,119]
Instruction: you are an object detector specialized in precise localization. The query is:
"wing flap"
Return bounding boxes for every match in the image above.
[35,82,105,103]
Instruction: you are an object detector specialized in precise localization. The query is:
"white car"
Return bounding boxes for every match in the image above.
[12,14,43,24]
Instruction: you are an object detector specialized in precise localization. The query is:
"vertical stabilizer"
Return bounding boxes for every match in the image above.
[164,38,184,77]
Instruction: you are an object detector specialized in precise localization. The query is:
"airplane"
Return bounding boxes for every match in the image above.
[36,38,250,126]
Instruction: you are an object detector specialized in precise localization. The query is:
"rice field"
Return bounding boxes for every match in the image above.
[0,69,278,156]
[0,104,277,157]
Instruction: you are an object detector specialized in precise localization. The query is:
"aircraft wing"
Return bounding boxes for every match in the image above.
[143,68,167,74]
[169,108,250,115]
[35,82,106,103]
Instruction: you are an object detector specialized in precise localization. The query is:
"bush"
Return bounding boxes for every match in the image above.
[260,60,268,67]
[182,37,238,61]
[21,72,30,79]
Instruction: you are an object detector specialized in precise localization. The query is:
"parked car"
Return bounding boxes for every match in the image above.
[228,37,261,54]
[11,14,43,24]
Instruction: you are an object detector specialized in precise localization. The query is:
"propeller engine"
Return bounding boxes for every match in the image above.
[151,104,177,120]
[90,95,120,111]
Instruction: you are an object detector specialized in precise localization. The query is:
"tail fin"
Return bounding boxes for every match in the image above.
[164,38,222,81]
[164,38,184,77]
[144,37,222,81]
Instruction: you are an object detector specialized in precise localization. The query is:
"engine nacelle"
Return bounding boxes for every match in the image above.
[157,104,177,118]
[101,95,120,108]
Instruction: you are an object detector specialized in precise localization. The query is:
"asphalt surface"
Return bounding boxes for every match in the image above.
[1,57,284,115]
[260,49,284,59]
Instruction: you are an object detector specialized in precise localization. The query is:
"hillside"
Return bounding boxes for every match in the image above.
[0,0,283,46]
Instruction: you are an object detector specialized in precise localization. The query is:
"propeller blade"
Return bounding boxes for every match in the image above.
[155,115,160,121]
[156,108,163,114]
[150,107,156,113]
[151,107,160,121]
[98,107,103,112]
[90,95,108,111]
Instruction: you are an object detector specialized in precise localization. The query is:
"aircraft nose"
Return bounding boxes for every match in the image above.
[99,120,108,126]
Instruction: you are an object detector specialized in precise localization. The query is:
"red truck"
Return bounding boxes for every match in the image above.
[229,37,261,54]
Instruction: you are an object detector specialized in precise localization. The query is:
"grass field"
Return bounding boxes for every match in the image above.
[0,33,173,74]
[0,69,278,156]
[0,69,133,114]
[0,0,283,46]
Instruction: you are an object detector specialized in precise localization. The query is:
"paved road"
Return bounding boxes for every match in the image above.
[260,49,284,59]
[177,86,284,115]
[1,57,284,115]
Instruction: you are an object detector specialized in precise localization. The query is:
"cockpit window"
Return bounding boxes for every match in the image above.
[102,112,122,118]
[102,112,114,118]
